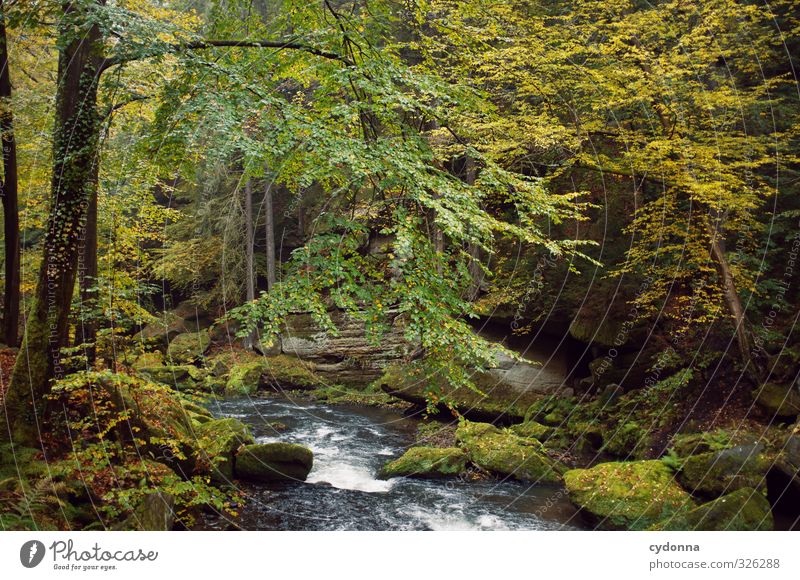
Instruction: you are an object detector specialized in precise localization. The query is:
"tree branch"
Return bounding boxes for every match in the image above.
[100,38,354,74]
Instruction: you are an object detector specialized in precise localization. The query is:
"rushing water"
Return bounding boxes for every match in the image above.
[204,395,583,531]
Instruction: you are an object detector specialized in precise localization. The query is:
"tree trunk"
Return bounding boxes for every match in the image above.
[463,156,481,300]
[706,223,758,376]
[0,0,20,347]
[3,3,104,445]
[263,179,276,291]
[243,179,255,349]
[75,164,99,362]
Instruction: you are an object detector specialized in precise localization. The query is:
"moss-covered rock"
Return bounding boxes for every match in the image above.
[167,330,211,364]
[235,443,314,482]
[379,447,467,479]
[602,421,653,459]
[136,365,204,391]
[261,355,325,390]
[652,487,773,531]
[677,443,770,498]
[455,421,565,484]
[193,417,255,482]
[508,420,553,441]
[564,460,694,530]
[224,360,266,397]
[132,351,164,370]
[753,383,800,419]
[205,349,262,377]
[132,312,187,348]
[380,364,549,423]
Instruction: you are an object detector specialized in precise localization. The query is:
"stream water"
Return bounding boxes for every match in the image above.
[205,395,584,531]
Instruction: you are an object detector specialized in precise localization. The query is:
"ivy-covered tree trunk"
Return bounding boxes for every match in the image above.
[0,0,20,347]
[3,3,104,445]
[75,181,99,362]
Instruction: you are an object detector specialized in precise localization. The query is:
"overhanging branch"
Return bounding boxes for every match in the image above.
[100,38,354,74]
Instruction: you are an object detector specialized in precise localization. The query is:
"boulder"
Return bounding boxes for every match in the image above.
[380,363,562,423]
[132,351,164,370]
[205,349,262,377]
[260,355,325,391]
[379,447,467,479]
[193,418,255,482]
[564,460,694,530]
[455,421,564,484]
[753,383,800,420]
[653,487,773,531]
[132,312,187,348]
[136,365,203,391]
[677,443,770,497]
[224,361,266,397]
[167,330,211,363]
[508,420,553,441]
[235,443,314,483]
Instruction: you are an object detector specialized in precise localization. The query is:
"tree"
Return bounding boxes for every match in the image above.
[0,0,19,347]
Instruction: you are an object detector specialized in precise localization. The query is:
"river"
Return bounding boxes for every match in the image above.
[203,395,584,531]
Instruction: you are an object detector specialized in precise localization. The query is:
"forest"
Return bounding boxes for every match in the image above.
[0,0,799,531]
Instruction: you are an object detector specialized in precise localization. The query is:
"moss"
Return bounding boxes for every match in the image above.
[508,420,553,441]
[193,417,255,482]
[261,355,325,390]
[136,365,203,391]
[132,351,164,370]
[379,447,467,479]
[564,460,694,530]
[752,383,800,419]
[235,442,314,482]
[677,444,770,497]
[380,363,545,421]
[224,361,266,397]
[602,421,652,459]
[205,349,262,377]
[166,330,211,363]
[455,421,565,484]
[652,487,773,531]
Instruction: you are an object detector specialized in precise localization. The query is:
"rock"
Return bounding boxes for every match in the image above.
[167,330,211,363]
[224,360,266,397]
[180,399,214,425]
[280,310,414,386]
[677,443,770,497]
[260,355,325,391]
[128,491,176,531]
[235,443,314,483]
[653,487,773,531]
[455,421,564,484]
[132,351,164,370]
[205,349,262,377]
[254,337,282,356]
[598,383,623,406]
[136,365,203,391]
[753,383,800,419]
[380,363,564,423]
[193,418,255,482]
[602,421,653,459]
[564,460,694,530]
[132,312,187,347]
[379,447,467,479]
[508,420,553,441]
